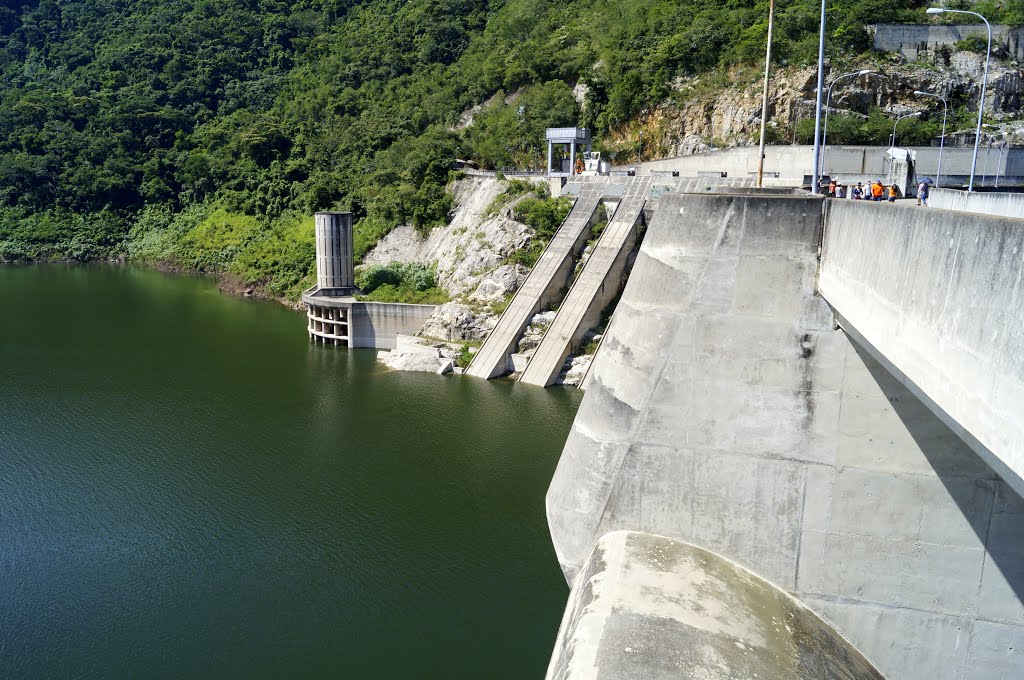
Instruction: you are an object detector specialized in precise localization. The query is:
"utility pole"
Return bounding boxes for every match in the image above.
[811,0,827,193]
[756,0,775,188]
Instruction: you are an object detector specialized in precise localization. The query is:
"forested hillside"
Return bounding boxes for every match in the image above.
[1,0,1020,298]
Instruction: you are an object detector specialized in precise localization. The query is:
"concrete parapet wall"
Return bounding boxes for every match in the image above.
[547,192,1024,679]
[929,187,1024,218]
[819,200,1024,495]
[546,531,883,680]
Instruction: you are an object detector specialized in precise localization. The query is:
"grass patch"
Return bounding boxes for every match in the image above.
[358,284,449,305]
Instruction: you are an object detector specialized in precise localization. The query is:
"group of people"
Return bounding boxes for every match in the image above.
[824,179,930,206]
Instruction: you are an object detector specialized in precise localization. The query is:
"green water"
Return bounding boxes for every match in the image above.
[0,264,582,679]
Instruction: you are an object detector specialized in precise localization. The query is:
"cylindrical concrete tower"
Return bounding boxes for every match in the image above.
[315,212,354,292]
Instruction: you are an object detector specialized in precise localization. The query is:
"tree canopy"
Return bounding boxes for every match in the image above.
[1,0,1018,296]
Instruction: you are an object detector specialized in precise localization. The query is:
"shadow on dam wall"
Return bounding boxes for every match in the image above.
[854,336,1024,624]
[545,191,1024,679]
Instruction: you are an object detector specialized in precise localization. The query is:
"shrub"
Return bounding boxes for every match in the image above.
[356,262,438,293]
[455,343,474,368]
[513,196,572,238]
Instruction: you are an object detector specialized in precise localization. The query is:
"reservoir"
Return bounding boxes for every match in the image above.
[0,264,582,678]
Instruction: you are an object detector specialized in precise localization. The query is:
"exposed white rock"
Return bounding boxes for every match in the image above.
[363,176,543,363]
[362,176,536,298]
[516,311,556,353]
[377,347,452,373]
[559,354,594,387]
[531,311,556,326]
[468,264,528,303]
[418,302,497,343]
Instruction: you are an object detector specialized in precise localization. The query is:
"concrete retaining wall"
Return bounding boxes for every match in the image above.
[635,145,1024,185]
[929,187,1024,217]
[546,192,1024,680]
[348,301,438,349]
[819,199,1024,495]
[870,23,1024,62]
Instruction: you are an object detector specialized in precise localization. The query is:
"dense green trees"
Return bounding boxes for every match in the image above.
[1,0,1018,298]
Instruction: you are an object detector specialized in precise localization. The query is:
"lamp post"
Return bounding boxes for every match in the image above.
[891,111,922,147]
[811,0,827,193]
[983,124,1004,188]
[821,69,874,174]
[927,7,991,191]
[889,112,921,183]
[996,140,1006,188]
[914,90,948,188]
[756,0,776,188]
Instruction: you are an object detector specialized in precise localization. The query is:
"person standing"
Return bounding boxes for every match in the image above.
[852,182,864,200]
[872,181,885,201]
[917,180,929,206]
[888,183,898,203]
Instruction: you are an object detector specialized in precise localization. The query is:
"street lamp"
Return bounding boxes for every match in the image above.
[914,90,948,188]
[891,111,922,147]
[811,0,827,193]
[821,69,875,173]
[927,7,991,191]
[889,112,921,183]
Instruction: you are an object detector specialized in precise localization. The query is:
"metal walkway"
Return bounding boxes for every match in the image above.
[520,177,652,387]
[464,178,608,379]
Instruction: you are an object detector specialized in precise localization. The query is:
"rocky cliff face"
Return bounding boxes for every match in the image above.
[363,176,536,343]
[623,50,1024,157]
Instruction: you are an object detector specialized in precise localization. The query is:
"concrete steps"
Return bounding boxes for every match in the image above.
[465,178,608,379]
[519,177,651,387]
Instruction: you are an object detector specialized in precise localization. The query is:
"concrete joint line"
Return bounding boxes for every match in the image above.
[592,196,740,534]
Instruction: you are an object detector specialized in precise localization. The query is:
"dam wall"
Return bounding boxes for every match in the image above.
[819,200,1024,496]
[929,187,1024,218]
[546,192,1024,679]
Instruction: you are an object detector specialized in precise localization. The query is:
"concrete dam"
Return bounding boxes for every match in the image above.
[301,171,1024,677]
[543,189,1024,679]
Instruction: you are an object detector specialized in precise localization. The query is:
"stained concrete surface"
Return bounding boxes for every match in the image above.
[819,199,1024,497]
[546,531,884,680]
[546,191,1024,679]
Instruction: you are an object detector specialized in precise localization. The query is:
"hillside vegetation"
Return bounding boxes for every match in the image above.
[1,0,1019,298]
